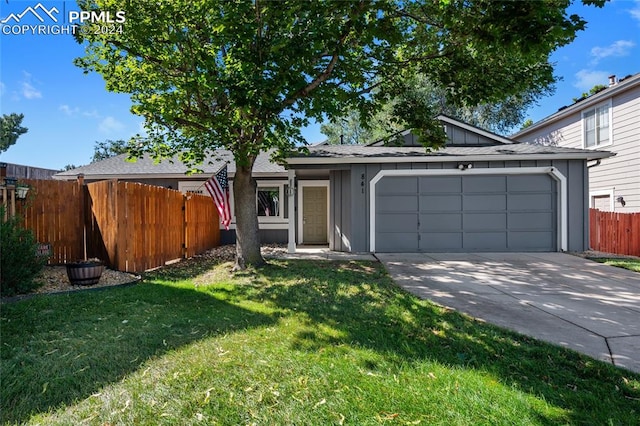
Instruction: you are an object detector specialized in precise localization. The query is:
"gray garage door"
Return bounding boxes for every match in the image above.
[375,174,557,252]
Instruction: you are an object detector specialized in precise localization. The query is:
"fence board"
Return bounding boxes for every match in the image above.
[18,179,84,263]
[590,208,640,256]
[185,193,221,257]
[15,179,220,272]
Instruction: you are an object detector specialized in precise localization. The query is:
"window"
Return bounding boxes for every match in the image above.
[257,187,280,217]
[582,101,611,148]
[590,190,614,211]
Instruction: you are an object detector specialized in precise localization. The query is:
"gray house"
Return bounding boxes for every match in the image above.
[286,115,612,253]
[56,115,612,253]
[512,73,639,212]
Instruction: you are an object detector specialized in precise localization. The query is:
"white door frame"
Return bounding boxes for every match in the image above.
[369,167,567,253]
[297,180,330,245]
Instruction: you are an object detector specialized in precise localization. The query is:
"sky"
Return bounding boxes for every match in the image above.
[1,1,639,171]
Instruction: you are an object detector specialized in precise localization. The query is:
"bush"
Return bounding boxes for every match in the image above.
[0,206,46,296]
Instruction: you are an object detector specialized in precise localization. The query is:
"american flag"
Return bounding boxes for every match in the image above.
[205,165,231,230]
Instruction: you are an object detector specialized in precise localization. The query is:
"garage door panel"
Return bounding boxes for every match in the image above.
[377,195,418,212]
[375,173,557,252]
[509,212,554,230]
[420,213,462,231]
[376,213,418,232]
[464,232,507,250]
[508,193,553,211]
[509,232,554,250]
[419,176,461,193]
[377,233,418,252]
[419,195,462,211]
[464,194,506,210]
[508,175,553,192]
[463,212,507,230]
[378,177,417,194]
[463,176,506,193]
[419,233,463,250]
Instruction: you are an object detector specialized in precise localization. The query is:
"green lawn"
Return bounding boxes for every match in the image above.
[1,258,639,425]
[589,257,640,273]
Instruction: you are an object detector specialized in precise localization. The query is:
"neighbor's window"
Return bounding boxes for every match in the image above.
[583,102,611,148]
[257,187,280,217]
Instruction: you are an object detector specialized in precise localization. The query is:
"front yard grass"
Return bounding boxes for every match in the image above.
[1,258,639,425]
[590,257,640,273]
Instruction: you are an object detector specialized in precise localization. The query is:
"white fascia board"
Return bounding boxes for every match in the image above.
[368,166,568,253]
[436,115,516,145]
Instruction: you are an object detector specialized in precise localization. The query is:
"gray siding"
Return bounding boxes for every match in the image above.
[221,229,287,245]
[329,170,352,251]
[445,123,503,146]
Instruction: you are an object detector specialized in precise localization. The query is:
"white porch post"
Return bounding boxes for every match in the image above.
[287,169,296,253]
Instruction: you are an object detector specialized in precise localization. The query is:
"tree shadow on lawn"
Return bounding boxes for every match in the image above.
[247,260,640,424]
[0,282,274,425]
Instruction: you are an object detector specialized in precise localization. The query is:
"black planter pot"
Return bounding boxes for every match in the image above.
[66,262,105,286]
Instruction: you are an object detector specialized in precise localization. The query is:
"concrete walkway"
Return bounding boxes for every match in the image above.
[376,252,640,374]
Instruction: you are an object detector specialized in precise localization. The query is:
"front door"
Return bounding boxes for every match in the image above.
[302,186,328,244]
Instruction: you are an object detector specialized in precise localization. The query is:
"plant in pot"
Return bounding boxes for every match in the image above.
[66,258,105,286]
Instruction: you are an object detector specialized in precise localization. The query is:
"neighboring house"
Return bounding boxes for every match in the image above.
[55,115,612,253]
[512,73,640,213]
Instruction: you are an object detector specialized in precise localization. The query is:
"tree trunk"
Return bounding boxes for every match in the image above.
[232,159,265,270]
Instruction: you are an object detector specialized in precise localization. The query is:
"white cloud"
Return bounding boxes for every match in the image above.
[59,104,80,116]
[590,40,636,64]
[574,70,610,91]
[82,109,100,118]
[630,0,640,23]
[98,116,125,134]
[21,81,42,99]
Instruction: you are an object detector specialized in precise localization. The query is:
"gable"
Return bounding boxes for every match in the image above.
[367,115,515,148]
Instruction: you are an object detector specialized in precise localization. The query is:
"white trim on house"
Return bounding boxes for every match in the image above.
[297,180,330,245]
[287,169,296,253]
[256,180,288,223]
[590,188,615,211]
[581,99,613,150]
[368,167,568,253]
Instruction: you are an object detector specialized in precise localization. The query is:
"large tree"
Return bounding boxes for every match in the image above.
[1,113,28,153]
[75,0,604,269]
[92,139,131,162]
[321,73,553,145]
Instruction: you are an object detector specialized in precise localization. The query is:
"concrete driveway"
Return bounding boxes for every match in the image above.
[377,252,640,374]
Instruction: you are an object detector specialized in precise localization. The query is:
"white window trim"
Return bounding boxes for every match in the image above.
[256,180,288,223]
[581,99,613,150]
[590,189,615,211]
[297,180,330,245]
[178,180,289,229]
[369,167,568,253]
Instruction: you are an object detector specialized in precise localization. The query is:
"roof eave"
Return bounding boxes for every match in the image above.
[286,151,614,167]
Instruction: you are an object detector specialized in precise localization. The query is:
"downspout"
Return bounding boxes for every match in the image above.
[587,160,601,168]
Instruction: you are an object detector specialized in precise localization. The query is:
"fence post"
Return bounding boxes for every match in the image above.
[77,174,87,261]
[182,194,187,259]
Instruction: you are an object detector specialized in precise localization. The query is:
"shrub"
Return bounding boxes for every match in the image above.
[0,206,46,296]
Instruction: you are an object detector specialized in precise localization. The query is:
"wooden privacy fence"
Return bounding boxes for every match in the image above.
[589,208,640,257]
[18,179,220,272]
